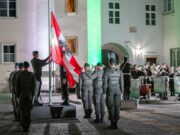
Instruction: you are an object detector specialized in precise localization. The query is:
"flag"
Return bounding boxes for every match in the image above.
[51,11,82,87]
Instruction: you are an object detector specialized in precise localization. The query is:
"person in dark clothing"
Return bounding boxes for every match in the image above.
[11,63,24,121]
[31,51,50,105]
[169,67,175,96]
[61,67,69,105]
[16,61,36,132]
[9,63,19,121]
[120,57,132,100]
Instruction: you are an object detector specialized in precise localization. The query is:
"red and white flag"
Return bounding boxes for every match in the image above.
[51,12,82,87]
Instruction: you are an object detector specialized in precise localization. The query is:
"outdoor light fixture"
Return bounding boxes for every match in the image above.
[136,45,143,58]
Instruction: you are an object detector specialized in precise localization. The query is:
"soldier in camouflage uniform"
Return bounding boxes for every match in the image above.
[90,63,105,123]
[103,58,124,129]
[11,63,24,121]
[79,63,93,118]
[9,63,19,121]
[16,61,36,132]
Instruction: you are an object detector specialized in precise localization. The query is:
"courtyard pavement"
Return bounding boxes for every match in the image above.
[0,93,180,135]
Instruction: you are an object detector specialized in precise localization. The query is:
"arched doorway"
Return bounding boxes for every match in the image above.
[102,43,129,66]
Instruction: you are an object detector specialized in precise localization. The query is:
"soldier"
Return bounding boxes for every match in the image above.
[9,63,19,121]
[175,67,180,100]
[90,63,105,123]
[169,67,175,96]
[16,61,36,132]
[12,63,24,121]
[103,58,124,129]
[76,78,81,99]
[31,51,50,106]
[120,57,131,100]
[61,67,69,105]
[79,63,93,118]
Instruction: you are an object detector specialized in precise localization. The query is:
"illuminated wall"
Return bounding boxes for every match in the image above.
[163,0,180,65]
[87,0,102,65]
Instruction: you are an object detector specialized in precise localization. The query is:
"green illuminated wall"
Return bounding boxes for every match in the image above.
[87,0,102,65]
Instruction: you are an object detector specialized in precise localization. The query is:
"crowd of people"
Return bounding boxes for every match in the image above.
[8,51,180,131]
[130,63,180,99]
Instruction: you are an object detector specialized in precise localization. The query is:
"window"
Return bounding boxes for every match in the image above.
[145,4,156,26]
[108,2,120,24]
[66,37,78,54]
[65,0,77,15]
[0,0,16,17]
[164,0,174,14]
[170,48,180,67]
[2,44,15,63]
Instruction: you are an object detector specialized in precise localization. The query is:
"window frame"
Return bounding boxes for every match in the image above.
[0,0,16,18]
[108,1,120,24]
[1,43,16,64]
[170,48,180,67]
[145,4,157,26]
[163,0,174,15]
[65,37,78,55]
[65,0,77,16]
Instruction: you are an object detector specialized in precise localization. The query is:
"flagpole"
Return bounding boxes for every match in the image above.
[48,0,52,105]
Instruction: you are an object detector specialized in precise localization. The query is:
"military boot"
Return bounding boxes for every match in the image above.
[107,120,114,129]
[113,119,118,129]
[93,115,100,123]
[100,114,104,123]
[83,110,89,119]
[88,109,92,118]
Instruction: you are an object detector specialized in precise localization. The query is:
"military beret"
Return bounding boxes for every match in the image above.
[32,51,39,56]
[97,62,103,67]
[15,63,19,68]
[23,61,30,68]
[84,63,90,68]
[18,63,23,68]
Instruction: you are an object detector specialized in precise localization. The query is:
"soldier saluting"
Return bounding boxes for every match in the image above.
[89,63,105,123]
[79,63,93,118]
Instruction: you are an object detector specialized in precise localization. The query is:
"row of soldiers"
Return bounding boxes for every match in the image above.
[9,61,36,131]
[9,51,51,132]
[79,58,124,129]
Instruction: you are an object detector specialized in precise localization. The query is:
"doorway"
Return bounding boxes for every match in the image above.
[146,57,157,65]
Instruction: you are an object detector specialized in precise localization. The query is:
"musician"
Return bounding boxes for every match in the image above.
[169,67,175,96]
[157,64,170,100]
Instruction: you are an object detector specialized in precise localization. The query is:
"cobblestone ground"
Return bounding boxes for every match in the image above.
[0,93,180,135]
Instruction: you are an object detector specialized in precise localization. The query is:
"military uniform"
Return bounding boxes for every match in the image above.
[103,67,124,129]
[91,69,105,123]
[31,56,49,102]
[61,71,69,105]
[79,70,93,118]
[16,69,36,131]
[9,70,18,120]
[120,62,131,100]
